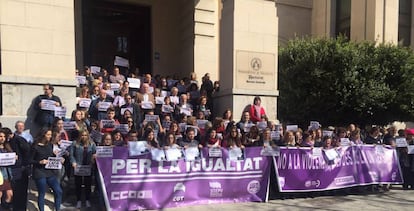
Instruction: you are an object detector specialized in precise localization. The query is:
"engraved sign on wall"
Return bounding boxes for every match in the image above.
[236,51,275,90]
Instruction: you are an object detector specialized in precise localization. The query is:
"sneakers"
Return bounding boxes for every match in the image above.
[86,200,91,208]
[76,201,82,209]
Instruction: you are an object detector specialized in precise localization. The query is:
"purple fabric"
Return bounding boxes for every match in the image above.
[97,147,271,211]
[274,146,403,192]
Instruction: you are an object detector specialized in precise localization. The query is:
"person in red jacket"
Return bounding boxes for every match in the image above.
[249,96,266,123]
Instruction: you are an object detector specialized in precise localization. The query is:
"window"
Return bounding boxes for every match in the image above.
[398,0,412,46]
[335,0,351,38]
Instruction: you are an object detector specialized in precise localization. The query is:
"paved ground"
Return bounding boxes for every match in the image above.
[31,183,414,211]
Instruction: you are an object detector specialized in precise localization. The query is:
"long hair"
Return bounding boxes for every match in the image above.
[35,127,52,145]
[77,129,91,147]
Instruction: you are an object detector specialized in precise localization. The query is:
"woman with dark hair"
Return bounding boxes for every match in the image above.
[30,128,63,211]
[249,96,266,123]
[144,128,161,148]
[222,126,243,148]
[0,129,13,209]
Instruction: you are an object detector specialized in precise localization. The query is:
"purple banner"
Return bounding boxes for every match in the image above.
[274,146,403,192]
[97,147,271,211]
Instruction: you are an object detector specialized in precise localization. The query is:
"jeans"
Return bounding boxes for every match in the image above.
[35,176,63,211]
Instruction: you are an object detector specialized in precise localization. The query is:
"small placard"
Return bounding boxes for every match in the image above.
[185,147,200,161]
[260,146,280,157]
[40,99,56,111]
[98,102,112,112]
[128,141,149,156]
[229,147,243,161]
[90,66,101,74]
[312,148,322,157]
[155,97,164,105]
[115,124,129,135]
[59,140,73,151]
[45,157,62,169]
[79,98,92,108]
[340,138,351,146]
[396,138,408,148]
[145,115,159,122]
[75,76,87,85]
[286,125,298,132]
[151,149,166,161]
[54,107,66,118]
[120,107,133,115]
[127,78,141,89]
[162,105,174,113]
[96,146,113,157]
[0,153,16,166]
[63,121,76,130]
[165,148,182,161]
[141,102,154,109]
[208,147,222,158]
[170,96,179,104]
[74,165,91,176]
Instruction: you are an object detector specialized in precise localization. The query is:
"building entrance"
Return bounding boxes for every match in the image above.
[81,0,152,75]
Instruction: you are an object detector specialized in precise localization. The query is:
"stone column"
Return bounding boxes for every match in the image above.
[216,0,279,122]
[0,0,77,129]
[351,0,399,43]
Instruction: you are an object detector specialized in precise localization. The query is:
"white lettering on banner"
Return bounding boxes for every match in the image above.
[111,157,263,175]
[112,159,152,174]
[111,190,152,200]
[0,153,16,166]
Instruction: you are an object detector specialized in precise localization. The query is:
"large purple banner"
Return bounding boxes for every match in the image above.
[274,146,403,192]
[97,147,271,211]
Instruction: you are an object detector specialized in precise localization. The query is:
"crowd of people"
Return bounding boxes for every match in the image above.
[0,66,413,210]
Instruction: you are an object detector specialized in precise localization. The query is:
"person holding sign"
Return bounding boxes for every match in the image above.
[135,83,155,111]
[29,128,63,211]
[222,126,244,149]
[249,96,266,123]
[205,129,221,148]
[69,130,97,209]
[34,84,62,128]
[0,130,14,209]
[89,89,114,121]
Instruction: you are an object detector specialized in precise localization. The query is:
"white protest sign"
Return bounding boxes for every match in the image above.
[161,91,168,97]
[243,123,255,133]
[90,130,102,143]
[179,123,187,133]
[96,146,113,157]
[54,107,66,118]
[312,148,322,157]
[98,102,112,112]
[260,146,280,156]
[375,145,385,154]
[0,153,16,166]
[155,97,164,105]
[180,108,192,116]
[100,120,115,129]
[75,76,87,85]
[408,145,414,154]
[185,147,200,161]
[105,90,114,98]
[151,149,166,161]
[127,77,141,89]
[128,141,149,156]
[79,98,92,108]
[110,83,121,91]
[145,115,159,122]
[90,66,101,74]
[45,157,62,169]
[309,121,320,130]
[340,138,351,146]
[396,138,408,147]
[208,147,222,158]
[286,125,298,132]
[324,149,339,161]
[63,121,76,130]
[196,120,208,129]
[115,124,129,135]
[162,105,174,113]
[141,102,154,109]
[165,148,182,161]
[59,140,73,151]
[229,147,243,161]
[114,56,129,68]
[257,121,268,131]
[216,133,223,140]
[170,96,179,104]
[323,130,334,137]
[41,99,56,111]
[74,165,92,176]
[271,131,281,140]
